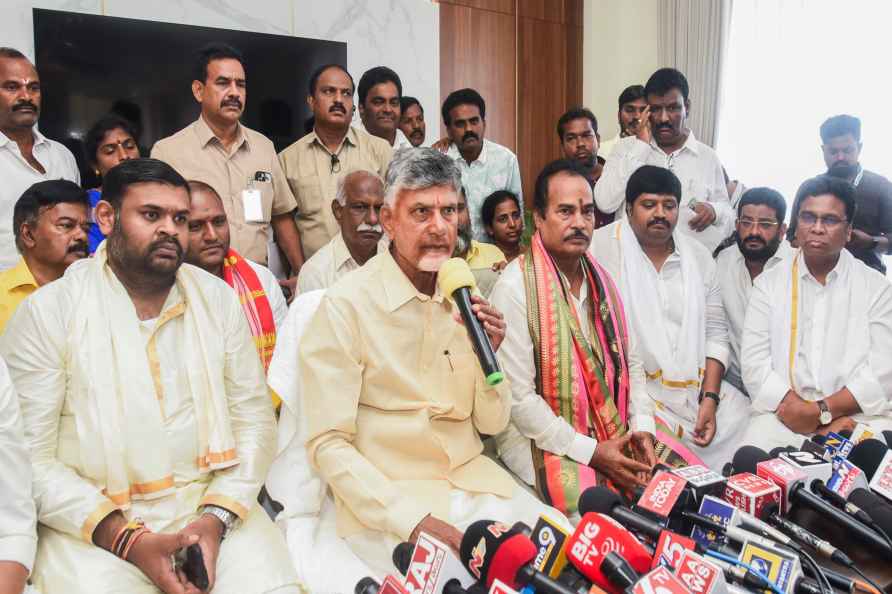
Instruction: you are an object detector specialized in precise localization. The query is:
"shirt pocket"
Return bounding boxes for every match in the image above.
[292,175,322,222]
[253,179,274,223]
[441,352,478,420]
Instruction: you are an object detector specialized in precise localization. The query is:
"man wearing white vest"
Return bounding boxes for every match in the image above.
[590,165,749,470]
[741,175,892,450]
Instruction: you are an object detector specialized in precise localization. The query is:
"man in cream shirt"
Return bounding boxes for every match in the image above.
[742,175,892,450]
[300,148,566,580]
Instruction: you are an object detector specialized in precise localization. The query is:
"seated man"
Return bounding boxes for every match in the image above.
[300,148,567,579]
[184,180,287,373]
[742,175,892,450]
[591,165,749,470]
[0,179,89,332]
[297,170,385,293]
[0,159,300,594]
[455,186,505,297]
[714,188,791,396]
[0,354,37,594]
[491,159,665,517]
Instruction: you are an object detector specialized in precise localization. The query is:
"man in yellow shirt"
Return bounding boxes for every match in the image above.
[300,148,566,582]
[0,179,89,332]
[455,187,505,297]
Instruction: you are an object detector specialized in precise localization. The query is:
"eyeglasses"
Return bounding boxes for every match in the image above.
[738,217,779,231]
[797,212,847,229]
[330,153,341,174]
[348,203,383,217]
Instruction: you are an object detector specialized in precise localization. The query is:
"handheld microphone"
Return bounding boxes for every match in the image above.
[459,520,577,594]
[403,531,476,594]
[722,473,781,518]
[823,433,854,460]
[393,542,414,575]
[629,566,693,594]
[599,551,640,591]
[530,513,571,578]
[380,575,411,594]
[849,488,892,540]
[438,258,503,385]
[486,580,519,594]
[671,465,728,504]
[357,577,381,594]
[850,439,892,501]
[882,430,892,448]
[778,450,832,484]
[849,423,876,445]
[826,457,870,498]
[578,487,668,545]
[673,550,728,594]
[808,479,875,526]
[635,470,693,532]
[564,512,652,592]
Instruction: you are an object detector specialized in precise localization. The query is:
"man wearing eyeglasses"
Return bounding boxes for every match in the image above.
[713,188,791,398]
[279,64,392,263]
[297,170,385,293]
[741,175,892,451]
[818,114,892,274]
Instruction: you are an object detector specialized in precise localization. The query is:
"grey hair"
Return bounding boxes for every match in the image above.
[334,169,385,205]
[383,147,462,207]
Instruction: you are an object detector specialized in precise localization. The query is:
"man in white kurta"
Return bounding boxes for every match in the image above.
[0,159,299,594]
[300,149,567,582]
[0,354,37,594]
[742,175,892,451]
[594,69,732,253]
[490,159,656,509]
[714,188,791,395]
[591,165,749,471]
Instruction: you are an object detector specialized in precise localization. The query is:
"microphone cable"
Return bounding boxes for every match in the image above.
[703,549,785,594]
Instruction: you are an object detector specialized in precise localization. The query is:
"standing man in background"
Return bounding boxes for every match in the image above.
[0,47,79,271]
[151,42,304,291]
[357,66,411,150]
[819,114,892,274]
[598,84,647,159]
[399,96,426,147]
[442,88,523,242]
[279,64,392,260]
[556,106,612,227]
[595,69,732,253]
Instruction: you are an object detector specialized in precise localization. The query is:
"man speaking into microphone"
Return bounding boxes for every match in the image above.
[300,148,567,580]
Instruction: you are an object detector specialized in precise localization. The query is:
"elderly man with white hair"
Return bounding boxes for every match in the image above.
[299,148,568,581]
[296,169,385,292]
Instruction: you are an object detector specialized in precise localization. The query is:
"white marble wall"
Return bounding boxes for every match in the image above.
[4,0,440,144]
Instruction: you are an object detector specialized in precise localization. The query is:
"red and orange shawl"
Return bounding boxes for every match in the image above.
[222,249,276,371]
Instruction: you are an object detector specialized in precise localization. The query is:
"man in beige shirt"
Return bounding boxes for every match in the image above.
[151,43,304,286]
[300,148,565,580]
[279,64,392,260]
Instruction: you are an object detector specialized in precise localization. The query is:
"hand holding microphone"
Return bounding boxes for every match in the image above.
[438,258,505,385]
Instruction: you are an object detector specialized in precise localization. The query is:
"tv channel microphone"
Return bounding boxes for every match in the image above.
[823,432,854,460]
[577,487,672,555]
[673,549,729,594]
[486,579,519,594]
[849,438,892,501]
[722,473,781,519]
[402,531,476,594]
[671,465,729,504]
[564,512,652,593]
[629,565,693,594]
[437,258,503,386]
[530,512,571,578]
[848,488,892,544]
[380,575,411,594]
[777,450,832,485]
[357,576,381,594]
[635,470,693,533]
[825,457,870,499]
[598,551,641,591]
[848,423,876,445]
[460,520,577,594]
[736,540,823,594]
[807,479,875,526]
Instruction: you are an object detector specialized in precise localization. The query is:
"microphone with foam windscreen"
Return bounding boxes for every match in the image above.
[599,551,641,591]
[399,532,477,594]
[438,258,503,386]
[459,520,576,594]
[356,576,381,594]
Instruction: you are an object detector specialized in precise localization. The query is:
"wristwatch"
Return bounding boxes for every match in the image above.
[199,505,239,539]
[871,236,880,251]
[817,400,833,426]
[698,391,721,408]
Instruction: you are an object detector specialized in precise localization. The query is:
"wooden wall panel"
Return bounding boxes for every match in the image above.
[438,0,515,15]
[439,2,517,152]
[566,25,584,109]
[517,0,564,23]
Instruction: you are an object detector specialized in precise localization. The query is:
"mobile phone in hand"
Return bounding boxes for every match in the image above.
[175,543,209,590]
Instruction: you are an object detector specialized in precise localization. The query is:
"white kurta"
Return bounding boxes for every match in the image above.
[246,258,289,329]
[590,221,750,470]
[0,262,300,594]
[715,242,792,394]
[296,232,362,293]
[489,258,654,486]
[741,249,892,451]
[594,133,733,253]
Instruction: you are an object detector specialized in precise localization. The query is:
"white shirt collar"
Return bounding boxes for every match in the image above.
[447,138,489,165]
[650,129,700,157]
[0,126,46,149]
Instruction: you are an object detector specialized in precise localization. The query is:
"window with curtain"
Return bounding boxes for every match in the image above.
[716,0,891,212]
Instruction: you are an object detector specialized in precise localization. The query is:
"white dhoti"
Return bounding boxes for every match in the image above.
[654,381,751,471]
[340,486,571,580]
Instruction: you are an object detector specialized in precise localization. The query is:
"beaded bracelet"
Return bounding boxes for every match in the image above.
[111,518,146,559]
[121,526,150,561]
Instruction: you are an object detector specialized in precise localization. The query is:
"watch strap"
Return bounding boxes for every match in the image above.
[699,391,721,408]
[199,505,238,539]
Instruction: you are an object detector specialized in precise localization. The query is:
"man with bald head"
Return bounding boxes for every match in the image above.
[297,169,385,292]
[185,180,287,374]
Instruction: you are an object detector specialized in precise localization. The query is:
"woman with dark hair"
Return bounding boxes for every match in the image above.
[84,114,140,252]
[482,189,524,262]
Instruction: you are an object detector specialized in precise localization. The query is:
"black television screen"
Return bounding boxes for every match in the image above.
[33,8,346,187]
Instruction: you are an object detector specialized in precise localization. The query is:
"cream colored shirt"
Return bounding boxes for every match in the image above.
[300,249,516,540]
[0,355,36,572]
[0,266,276,542]
[296,232,360,293]
[151,116,297,265]
[278,126,392,259]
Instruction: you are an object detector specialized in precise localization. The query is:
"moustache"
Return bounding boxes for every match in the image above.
[221,98,242,109]
[656,123,672,130]
[409,128,424,137]
[462,131,479,143]
[743,235,766,246]
[149,237,183,256]
[356,223,383,234]
[67,242,88,255]
[12,101,37,112]
[329,103,346,114]
[564,230,590,242]
[648,218,670,228]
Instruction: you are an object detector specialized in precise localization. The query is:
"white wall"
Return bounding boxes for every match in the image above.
[3,0,440,143]
[583,0,660,141]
